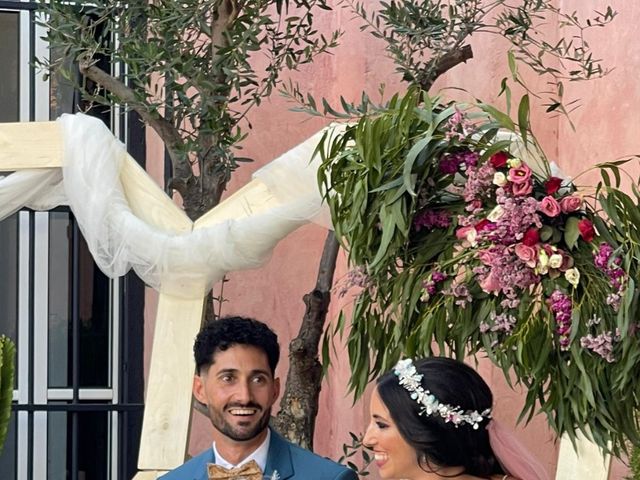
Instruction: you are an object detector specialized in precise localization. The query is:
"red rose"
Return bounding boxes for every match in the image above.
[522,228,540,246]
[578,219,596,242]
[490,152,509,168]
[475,218,490,231]
[545,177,563,195]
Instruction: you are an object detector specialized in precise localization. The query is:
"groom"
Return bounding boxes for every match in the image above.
[160,315,357,480]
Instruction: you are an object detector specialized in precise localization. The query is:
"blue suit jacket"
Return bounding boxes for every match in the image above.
[159,429,358,480]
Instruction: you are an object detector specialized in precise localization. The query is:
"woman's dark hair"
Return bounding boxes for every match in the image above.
[194,316,280,375]
[376,357,504,478]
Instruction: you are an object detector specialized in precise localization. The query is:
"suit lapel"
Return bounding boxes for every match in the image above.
[195,448,215,480]
[264,429,294,479]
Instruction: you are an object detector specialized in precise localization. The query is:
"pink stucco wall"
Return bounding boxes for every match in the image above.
[144,1,638,478]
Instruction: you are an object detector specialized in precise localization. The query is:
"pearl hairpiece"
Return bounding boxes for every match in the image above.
[393,358,491,430]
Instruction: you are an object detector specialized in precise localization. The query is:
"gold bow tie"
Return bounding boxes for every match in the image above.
[207,459,263,480]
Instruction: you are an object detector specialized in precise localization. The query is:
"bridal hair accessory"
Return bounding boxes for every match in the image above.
[393,358,491,429]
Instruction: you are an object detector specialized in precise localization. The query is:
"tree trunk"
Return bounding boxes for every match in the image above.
[272,232,340,449]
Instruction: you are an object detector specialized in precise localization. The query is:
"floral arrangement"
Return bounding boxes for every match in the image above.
[318,87,640,454]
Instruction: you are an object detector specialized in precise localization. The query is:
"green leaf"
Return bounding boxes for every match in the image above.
[540,225,554,242]
[480,103,515,131]
[518,94,530,145]
[403,135,431,196]
[0,336,16,454]
[564,216,580,250]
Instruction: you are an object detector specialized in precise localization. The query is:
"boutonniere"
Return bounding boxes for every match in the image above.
[265,471,280,480]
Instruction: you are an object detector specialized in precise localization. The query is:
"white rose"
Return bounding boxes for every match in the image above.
[549,254,563,269]
[493,172,507,186]
[466,228,478,246]
[487,205,505,222]
[507,157,522,168]
[565,268,580,287]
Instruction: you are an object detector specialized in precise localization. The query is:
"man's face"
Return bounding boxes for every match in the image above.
[193,344,280,443]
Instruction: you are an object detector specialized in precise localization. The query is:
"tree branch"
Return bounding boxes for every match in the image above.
[421,45,474,90]
[272,231,340,448]
[78,58,193,185]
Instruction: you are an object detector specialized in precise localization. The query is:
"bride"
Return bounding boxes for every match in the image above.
[363,357,549,480]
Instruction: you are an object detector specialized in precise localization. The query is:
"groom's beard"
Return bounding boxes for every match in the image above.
[209,402,271,442]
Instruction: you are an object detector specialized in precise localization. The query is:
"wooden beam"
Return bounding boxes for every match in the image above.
[194,179,276,227]
[137,293,205,471]
[132,471,168,480]
[120,157,192,233]
[0,122,63,169]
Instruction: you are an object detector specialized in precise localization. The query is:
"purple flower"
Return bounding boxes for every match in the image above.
[549,290,572,350]
[337,266,372,297]
[444,108,474,141]
[438,150,480,174]
[414,210,451,231]
[432,271,448,283]
[580,330,621,362]
[593,242,627,307]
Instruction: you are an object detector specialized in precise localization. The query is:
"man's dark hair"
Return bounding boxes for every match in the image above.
[193,315,280,375]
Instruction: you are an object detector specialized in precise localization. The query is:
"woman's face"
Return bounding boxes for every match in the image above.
[363,387,425,479]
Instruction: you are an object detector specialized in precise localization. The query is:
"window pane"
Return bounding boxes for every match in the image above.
[0,214,19,388]
[48,212,72,388]
[48,212,111,388]
[0,413,17,478]
[78,234,111,388]
[48,409,110,480]
[0,12,20,122]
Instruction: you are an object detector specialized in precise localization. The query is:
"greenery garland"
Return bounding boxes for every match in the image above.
[318,87,640,455]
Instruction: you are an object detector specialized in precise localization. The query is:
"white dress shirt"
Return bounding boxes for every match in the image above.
[212,429,271,472]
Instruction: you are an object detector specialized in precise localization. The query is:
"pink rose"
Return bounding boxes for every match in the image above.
[479,270,501,294]
[512,180,533,196]
[560,255,574,272]
[539,196,561,217]
[515,244,537,268]
[456,226,475,240]
[559,195,582,213]
[478,249,497,266]
[508,164,532,184]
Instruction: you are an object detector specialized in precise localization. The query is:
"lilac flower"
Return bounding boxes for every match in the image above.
[444,108,474,141]
[414,209,451,231]
[337,266,371,297]
[463,162,496,203]
[487,311,517,334]
[580,329,621,363]
[549,290,572,350]
[438,149,480,174]
[473,245,539,296]
[432,271,447,283]
[444,283,472,308]
[421,271,448,301]
[486,193,542,245]
[593,242,626,309]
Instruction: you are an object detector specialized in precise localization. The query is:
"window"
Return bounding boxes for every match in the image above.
[0,2,145,478]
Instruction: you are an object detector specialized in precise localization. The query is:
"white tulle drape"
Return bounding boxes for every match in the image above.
[0,113,331,299]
